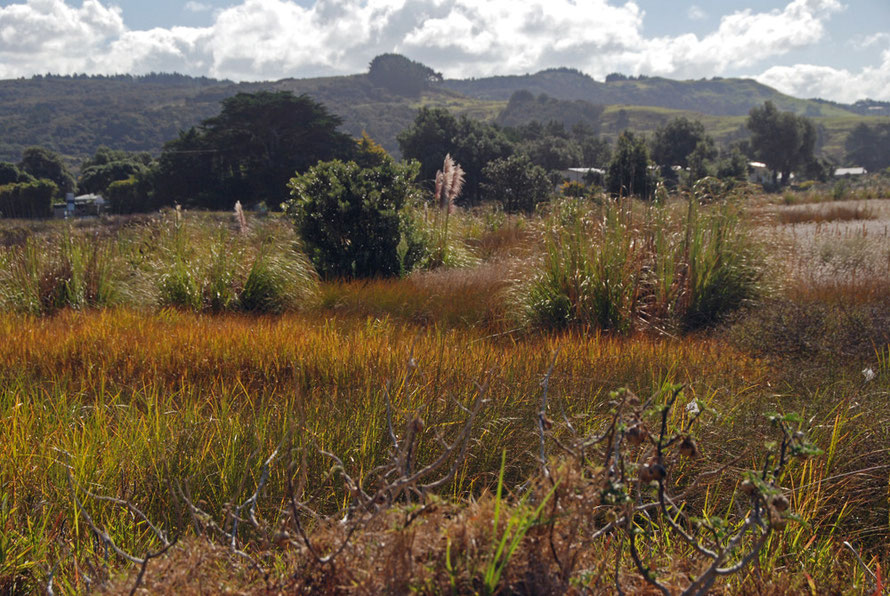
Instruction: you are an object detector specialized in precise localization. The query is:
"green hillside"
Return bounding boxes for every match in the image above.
[442,68,858,118]
[0,62,885,169]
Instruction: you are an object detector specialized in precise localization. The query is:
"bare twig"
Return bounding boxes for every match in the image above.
[537,350,560,478]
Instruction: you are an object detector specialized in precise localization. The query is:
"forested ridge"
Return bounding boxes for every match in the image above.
[2,60,888,169]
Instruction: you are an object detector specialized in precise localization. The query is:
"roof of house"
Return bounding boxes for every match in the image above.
[564,167,606,175]
[834,167,867,176]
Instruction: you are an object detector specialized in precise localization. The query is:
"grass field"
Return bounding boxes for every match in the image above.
[1,183,889,594]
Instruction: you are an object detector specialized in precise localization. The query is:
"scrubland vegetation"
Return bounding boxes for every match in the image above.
[1,174,888,595]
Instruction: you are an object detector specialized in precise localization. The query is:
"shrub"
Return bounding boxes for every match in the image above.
[481,154,551,213]
[106,176,157,214]
[285,159,426,279]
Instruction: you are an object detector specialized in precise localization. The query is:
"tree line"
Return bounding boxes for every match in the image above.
[1,90,866,220]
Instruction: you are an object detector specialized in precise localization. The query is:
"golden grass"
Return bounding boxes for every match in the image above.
[1,307,888,593]
[1,196,889,593]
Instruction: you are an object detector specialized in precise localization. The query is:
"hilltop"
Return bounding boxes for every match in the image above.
[2,58,888,168]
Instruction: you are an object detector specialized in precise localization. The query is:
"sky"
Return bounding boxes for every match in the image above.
[0,0,888,103]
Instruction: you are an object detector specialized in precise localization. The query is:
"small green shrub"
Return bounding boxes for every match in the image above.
[285,159,427,279]
[481,154,551,213]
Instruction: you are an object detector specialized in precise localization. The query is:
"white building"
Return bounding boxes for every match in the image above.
[834,167,867,177]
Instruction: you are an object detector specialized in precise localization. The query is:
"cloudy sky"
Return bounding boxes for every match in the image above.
[0,0,888,103]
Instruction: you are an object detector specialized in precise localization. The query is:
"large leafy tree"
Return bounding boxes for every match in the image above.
[367,54,442,96]
[651,117,709,168]
[155,91,354,208]
[0,162,35,186]
[398,107,513,204]
[606,131,654,199]
[845,123,890,172]
[17,147,75,197]
[481,154,552,213]
[78,147,152,195]
[746,101,816,186]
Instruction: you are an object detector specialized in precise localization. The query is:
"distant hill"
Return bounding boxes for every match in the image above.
[0,72,489,168]
[1,61,887,169]
[443,68,858,118]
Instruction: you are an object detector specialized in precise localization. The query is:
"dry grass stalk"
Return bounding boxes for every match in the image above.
[435,154,465,213]
[233,201,247,234]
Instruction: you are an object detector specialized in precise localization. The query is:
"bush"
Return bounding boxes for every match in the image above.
[106,176,157,214]
[285,159,426,279]
[481,154,552,213]
[0,179,57,219]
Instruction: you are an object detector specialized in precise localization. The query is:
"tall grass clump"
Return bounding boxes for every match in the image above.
[154,208,318,313]
[523,192,763,332]
[0,230,129,313]
[525,198,638,331]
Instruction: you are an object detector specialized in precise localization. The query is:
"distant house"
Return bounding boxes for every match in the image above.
[834,167,867,177]
[560,167,606,184]
[747,161,771,185]
[53,193,106,218]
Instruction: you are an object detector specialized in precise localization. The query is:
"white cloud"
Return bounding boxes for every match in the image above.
[687,5,706,21]
[852,31,890,50]
[184,1,213,12]
[756,49,890,103]
[0,0,885,102]
[0,0,125,74]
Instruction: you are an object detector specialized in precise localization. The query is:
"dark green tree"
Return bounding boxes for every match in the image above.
[397,107,460,183]
[368,54,442,96]
[572,123,611,167]
[845,123,890,171]
[0,162,35,186]
[78,147,152,195]
[481,154,552,213]
[746,101,816,186]
[398,107,513,203]
[0,179,57,218]
[285,159,425,279]
[154,91,354,208]
[17,147,75,196]
[452,117,514,201]
[606,131,654,199]
[152,127,219,208]
[522,135,583,172]
[651,117,709,168]
[686,138,718,182]
[714,147,749,182]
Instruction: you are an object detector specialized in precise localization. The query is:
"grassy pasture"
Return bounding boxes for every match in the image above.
[0,186,888,593]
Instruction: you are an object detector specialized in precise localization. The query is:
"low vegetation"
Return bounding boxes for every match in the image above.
[0,178,888,594]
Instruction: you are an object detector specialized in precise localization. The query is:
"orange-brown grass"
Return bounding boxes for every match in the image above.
[777,204,877,225]
[1,309,888,593]
[316,261,516,330]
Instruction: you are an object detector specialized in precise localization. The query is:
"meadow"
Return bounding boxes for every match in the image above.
[0,180,888,594]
